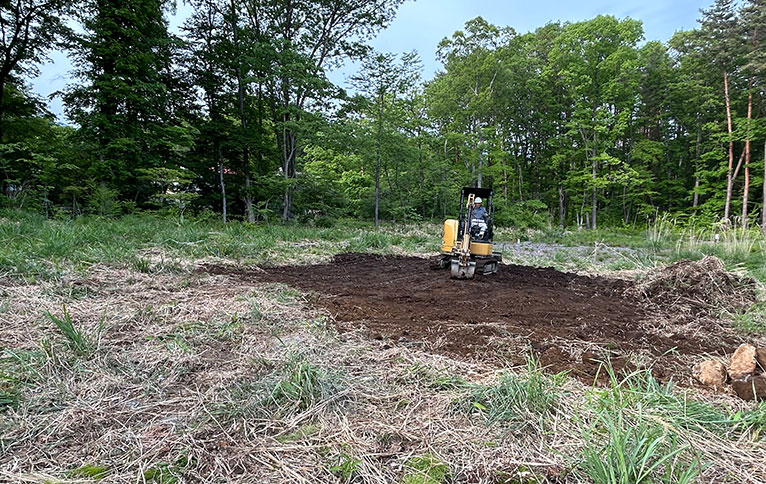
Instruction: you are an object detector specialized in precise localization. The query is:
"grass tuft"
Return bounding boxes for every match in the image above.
[402,454,450,484]
[44,306,101,356]
[455,356,565,428]
[580,412,700,484]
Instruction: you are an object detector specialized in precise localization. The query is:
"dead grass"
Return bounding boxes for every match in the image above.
[628,256,757,314]
[1,259,765,483]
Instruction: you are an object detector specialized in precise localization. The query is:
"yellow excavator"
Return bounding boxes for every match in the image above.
[432,187,502,279]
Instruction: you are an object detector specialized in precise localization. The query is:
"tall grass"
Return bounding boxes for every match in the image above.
[456,356,566,428]
[43,306,105,357]
[0,209,440,279]
[580,412,699,484]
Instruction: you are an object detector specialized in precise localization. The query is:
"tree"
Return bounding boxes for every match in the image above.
[241,0,405,220]
[739,0,766,227]
[0,0,70,143]
[700,0,742,224]
[549,16,643,229]
[351,51,420,227]
[182,0,234,222]
[430,17,515,189]
[64,0,192,204]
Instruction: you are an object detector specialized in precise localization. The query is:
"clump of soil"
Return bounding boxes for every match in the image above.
[627,256,757,314]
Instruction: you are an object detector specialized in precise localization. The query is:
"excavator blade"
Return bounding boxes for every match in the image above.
[450,259,476,279]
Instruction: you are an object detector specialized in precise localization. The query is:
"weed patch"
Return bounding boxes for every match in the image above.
[44,306,103,357]
[454,357,565,429]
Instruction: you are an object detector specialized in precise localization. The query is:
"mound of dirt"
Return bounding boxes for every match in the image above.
[627,256,757,314]
[204,253,741,385]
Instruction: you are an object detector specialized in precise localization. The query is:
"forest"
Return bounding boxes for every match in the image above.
[2,0,766,230]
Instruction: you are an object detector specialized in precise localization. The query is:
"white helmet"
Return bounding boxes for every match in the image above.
[474,197,482,204]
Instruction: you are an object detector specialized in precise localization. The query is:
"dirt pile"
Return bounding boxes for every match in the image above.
[205,253,740,385]
[627,256,757,314]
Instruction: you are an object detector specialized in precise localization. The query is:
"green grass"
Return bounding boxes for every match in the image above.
[405,362,468,391]
[575,365,766,482]
[142,454,194,484]
[44,306,102,357]
[579,412,700,484]
[0,209,441,280]
[731,301,766,334]
[454,357,566,429]
[328,449,362,481]
[66,464,111,479]
[213,355,345,423]
[402,454,451,484]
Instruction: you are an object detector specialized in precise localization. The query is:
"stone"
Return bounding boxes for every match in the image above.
[732,375,766,401]
[692,360,727,389]
[728,344,757,380]
[756,347,766,373]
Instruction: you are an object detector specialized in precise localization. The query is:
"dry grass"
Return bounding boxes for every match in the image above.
[1,259,765,483]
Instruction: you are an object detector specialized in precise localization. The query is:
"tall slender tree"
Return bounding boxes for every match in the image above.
[352,51,420,227]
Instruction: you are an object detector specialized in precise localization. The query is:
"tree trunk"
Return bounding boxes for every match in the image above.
[502,160,509,205]
[558,184,565,228]
[218,144,227,223]
[477,128,483,188]
[723,69,734,225]
[281,118,296,221]
[693,177,700,209]
[0,78,5,143]
[375,93,383,228]
[762,142,766,235]
[591,157,597,230]
[742,78,753,228]
[244,173,255,223]
[418,130,425,218]
[693,119,702,208]
[231,0,254,223]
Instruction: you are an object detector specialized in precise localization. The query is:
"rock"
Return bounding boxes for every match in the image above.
[728,344,757,380]
[693,360,727,389]
[732,375,766,401]
[756,347,766,373]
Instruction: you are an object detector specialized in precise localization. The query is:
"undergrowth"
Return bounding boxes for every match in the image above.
[454,357,566,430]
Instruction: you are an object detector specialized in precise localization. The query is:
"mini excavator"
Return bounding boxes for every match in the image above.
[432,187,503,279]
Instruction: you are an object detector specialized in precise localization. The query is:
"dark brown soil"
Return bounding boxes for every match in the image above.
[204,253,739,384]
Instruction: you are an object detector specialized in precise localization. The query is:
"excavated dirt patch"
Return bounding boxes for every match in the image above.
[204,253,740,384]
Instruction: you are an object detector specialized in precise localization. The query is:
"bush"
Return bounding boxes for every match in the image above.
[494,200,550,229]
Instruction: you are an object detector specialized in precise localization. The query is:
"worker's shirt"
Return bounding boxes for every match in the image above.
[471,206,488,223]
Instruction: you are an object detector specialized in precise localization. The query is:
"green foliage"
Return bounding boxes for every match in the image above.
[329,451,362,481]
[269,359,329,411]
[494,200,549,229]
[580,412,700,484]
[406,362,467,391]
[402,454,451,484]
[44,306,100,357]
[66,464,110,479]
[732,301,766,334]
[0,378,19,410]
[455,356,565,428]
[142,454,194,484]
[7,0,766,228]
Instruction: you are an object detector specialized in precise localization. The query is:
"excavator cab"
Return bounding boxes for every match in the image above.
[433,187,503,279]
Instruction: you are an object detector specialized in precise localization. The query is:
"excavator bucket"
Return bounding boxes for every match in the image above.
[451,259,476,279]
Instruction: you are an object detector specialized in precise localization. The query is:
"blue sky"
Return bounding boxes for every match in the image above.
[31,0,710,120]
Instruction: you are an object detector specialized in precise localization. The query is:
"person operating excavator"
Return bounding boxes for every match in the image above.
[471,197,489,239]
